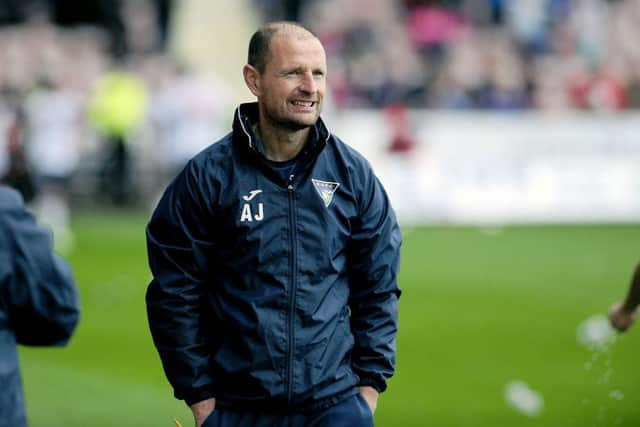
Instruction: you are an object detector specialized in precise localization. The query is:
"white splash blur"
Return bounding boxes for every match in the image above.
[504,380,544,417]
[609,390,624,401]
[577,314,616,350]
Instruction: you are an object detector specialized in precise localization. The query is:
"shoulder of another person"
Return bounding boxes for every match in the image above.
[0,186,24,212]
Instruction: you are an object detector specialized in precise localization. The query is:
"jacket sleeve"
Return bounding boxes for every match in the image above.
[145,161,217,406]
[348,165,402,393]
[1,191,80,347]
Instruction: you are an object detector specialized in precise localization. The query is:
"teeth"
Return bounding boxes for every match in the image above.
[292,101,313,107]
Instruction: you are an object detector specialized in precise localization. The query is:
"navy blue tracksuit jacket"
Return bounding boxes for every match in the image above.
[146,103,401,412]
[0,187,79,427]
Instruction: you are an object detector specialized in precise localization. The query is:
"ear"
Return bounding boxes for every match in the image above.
[243,64,261,97]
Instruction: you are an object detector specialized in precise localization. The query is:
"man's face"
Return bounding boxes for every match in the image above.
[257,34,327,131]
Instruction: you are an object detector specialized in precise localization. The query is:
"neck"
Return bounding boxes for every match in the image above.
[255,118,310,162]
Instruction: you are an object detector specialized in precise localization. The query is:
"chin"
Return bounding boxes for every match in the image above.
[281,115,319,131]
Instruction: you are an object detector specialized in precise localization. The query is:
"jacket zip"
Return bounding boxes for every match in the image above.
[237,105,330,404]
[286,177,297,407]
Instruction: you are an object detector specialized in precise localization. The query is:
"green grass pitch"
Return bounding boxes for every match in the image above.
[19,212,640,426]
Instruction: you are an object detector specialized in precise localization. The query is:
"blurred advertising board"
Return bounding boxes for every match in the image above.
[331,111,640,225]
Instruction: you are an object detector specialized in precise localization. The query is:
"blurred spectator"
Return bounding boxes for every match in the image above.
[386,104,417,154]
[0,95,36,203]
[0,0,39,24]
[254,0,307,21]
[149,59,231,184]
[624,58,640,108]
[122,0,160,56]
[24,75,84,252]
[48,0,127,57]
[482,31,530,109]
[569,69,627,111]
[89,66,148,205]
[430,31,489,109]
[406,0,471,61]
[461,0,506,27]
[153,0,174,50]
[504,0,549,53]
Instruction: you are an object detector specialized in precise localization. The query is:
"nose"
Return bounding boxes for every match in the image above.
[299,72,317,94]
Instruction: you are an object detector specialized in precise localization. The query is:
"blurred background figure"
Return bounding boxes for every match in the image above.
[24,74,83,254]
[386,104,417,154]
[89,66,147,206]
[0,93,36,203]
[148,59,230,190]
[609,261,640,332]
[0,183,80,427]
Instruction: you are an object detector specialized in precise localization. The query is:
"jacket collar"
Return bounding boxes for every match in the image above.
[232,102,330,156]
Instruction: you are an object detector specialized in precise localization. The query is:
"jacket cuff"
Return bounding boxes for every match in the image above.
[181,388,215,407]
[358,375,387,393]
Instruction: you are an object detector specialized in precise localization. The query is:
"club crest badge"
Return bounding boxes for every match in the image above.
[311,179,340,208]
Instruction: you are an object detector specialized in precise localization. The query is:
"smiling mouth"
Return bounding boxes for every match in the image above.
[290,100,316,108]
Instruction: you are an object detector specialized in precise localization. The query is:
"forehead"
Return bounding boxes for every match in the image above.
[267,34,326,70]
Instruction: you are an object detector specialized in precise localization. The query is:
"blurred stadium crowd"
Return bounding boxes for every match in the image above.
[260,0,640,110]
[0,1,232,220]
[0,0,233,250]
[0,0,639,230]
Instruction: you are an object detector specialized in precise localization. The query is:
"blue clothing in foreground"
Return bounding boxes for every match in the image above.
[0,186,80,427]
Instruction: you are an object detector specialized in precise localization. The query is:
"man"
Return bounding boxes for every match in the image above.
[0,185,80,427]
[609,261,640,332]
[146,21,401,427]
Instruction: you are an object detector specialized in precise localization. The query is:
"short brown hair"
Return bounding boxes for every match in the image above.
[247,21,317,74]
